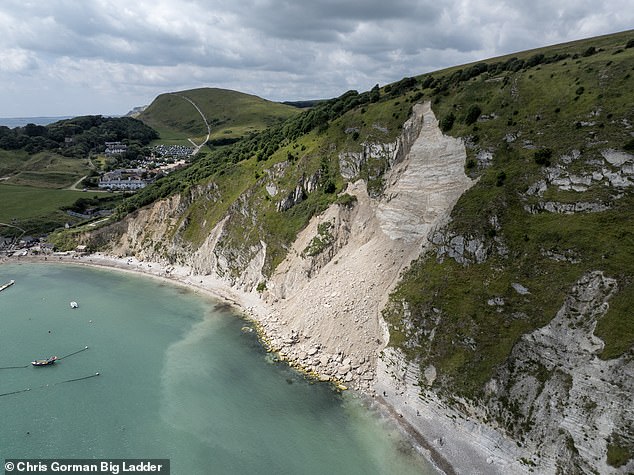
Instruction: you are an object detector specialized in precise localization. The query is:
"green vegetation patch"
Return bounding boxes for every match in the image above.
[0,184,94,222]
[0,151,90,188]
[139,88,300,143]
[0,184,117,236]
[606,433,633,468]
[385,30,634,398]
[303,221,334,257]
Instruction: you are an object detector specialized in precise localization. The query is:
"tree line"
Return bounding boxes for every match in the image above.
[0,115,158,159]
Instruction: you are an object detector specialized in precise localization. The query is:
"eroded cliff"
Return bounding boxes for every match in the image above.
[83,97,633,474]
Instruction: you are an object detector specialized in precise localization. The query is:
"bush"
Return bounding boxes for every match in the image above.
[464,104,482,126]
[582,46,597,57]
[421,76,436,89]
[534,148,553,166]
[606,434,631,468]
[336,193,358,207]
[389,77,418,97]
[496,171,507,186]
[440,112,456,132]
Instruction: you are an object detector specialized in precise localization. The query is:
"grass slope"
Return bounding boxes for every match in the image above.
[0,184,110,236]
[384,29,634,398]
[138,87,301,145]
[0,150,90,189]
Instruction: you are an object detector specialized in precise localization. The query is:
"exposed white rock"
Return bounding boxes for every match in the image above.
[602,149,633,167]
[511,283,530,295]
[265,184,278,196]
[486,271,633,474]
[263,102,475,391]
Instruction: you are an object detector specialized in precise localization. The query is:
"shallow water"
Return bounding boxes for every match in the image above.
[0,263,437,474]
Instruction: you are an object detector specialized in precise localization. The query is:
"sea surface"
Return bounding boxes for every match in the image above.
[0,117,73,128]
[0,263,437,474]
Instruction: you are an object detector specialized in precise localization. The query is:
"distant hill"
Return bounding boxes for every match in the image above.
[138,87,300,145]
[282,99,325,109]
[125,106,148,118]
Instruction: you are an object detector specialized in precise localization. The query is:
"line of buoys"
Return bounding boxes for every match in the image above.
[57,372,100,384]
[0,364,29,370]
[0,345,89,370]
[0,388,31,398]
[58,345,89,360]
[0,372,100,398]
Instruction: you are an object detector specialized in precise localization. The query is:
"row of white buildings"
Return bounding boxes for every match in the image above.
[98,169,148,190]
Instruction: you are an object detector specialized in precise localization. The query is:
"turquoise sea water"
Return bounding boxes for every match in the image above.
[0,263,436,474]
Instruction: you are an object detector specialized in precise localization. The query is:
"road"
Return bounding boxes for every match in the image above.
[67,175,88,191]
[0,223,25,249]
[171,93,211,155]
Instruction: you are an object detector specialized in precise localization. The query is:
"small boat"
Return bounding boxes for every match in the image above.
[0,280,15,292]
[70,301,78,308]
[32,356,58,366]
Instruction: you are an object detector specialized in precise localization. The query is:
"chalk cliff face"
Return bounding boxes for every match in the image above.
[85,101,633,474]
[484,271,633,475]
[91,102,474,389]
[261,102,475,390]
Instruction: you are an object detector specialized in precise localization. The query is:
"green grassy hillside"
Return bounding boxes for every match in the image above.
[64,30,634,470]
[115,86,411,274]
[0,184,114,236]
[384,29,634,397]
[0,150,91,188]
[138,88,301,145]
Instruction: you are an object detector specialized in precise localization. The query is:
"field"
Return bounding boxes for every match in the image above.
[0,150,90,189]
[0,184,113,237]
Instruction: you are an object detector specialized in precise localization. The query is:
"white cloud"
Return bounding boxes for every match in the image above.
[0,48,38,74]
[0,0,632,116]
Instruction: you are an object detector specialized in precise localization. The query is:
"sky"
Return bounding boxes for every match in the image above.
[0,0,632,117]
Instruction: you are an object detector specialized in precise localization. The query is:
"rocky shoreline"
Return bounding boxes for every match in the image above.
[2,251,522,475]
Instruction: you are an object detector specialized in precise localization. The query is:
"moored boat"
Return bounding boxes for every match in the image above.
[31,356,58,366]
[0,279,15,292]
[70,301,78,308]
